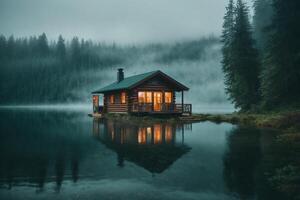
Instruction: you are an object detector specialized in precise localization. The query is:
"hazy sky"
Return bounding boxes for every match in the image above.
[0,0,253,44]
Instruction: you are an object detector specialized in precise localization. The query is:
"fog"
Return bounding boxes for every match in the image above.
[88,42,235,113]
[0,0,252,44]
[0,0,246,113]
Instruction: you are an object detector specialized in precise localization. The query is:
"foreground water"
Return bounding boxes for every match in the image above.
[0,109,292,200]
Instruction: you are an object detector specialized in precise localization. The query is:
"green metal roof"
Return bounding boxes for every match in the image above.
[92,70,158,93]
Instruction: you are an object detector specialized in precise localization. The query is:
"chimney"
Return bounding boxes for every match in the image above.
[117,68,124,82]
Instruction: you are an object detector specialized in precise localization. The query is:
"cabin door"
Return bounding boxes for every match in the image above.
[153,92,162,112]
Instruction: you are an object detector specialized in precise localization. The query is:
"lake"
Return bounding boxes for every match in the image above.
[0,109,292,200]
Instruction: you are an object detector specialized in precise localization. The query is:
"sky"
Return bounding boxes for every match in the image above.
[0,0,253,44]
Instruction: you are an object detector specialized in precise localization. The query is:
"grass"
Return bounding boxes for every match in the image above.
[190,111,300,131]
[102,111,300,132]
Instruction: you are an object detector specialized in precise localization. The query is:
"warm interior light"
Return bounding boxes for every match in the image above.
[165,92,172,103]
[138,92,145,103]
[121,92,126,104]
[146,92,152,103]
[110,95,114,104]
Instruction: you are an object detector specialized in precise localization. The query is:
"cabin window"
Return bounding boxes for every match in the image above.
[165,92,172,103]
[146,92,152,103]
[121,92,126,104]
[138,92,145,103]
[138,91,152,103]
[110,95,114,104]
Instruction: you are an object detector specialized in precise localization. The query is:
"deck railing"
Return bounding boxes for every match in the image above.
[131,103,192,115]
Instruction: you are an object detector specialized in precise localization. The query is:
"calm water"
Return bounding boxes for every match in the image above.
[0,109,290,200]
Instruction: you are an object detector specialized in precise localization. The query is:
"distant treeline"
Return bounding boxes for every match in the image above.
[0,34,218,104]
[221,0,300,111]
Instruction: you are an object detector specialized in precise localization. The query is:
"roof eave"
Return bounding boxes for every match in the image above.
[128,70,189,91]
[91,70,189,94]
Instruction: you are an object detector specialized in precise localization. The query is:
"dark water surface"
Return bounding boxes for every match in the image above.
[0,109,290,200]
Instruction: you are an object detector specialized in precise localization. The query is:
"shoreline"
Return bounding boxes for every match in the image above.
[1,105,298,132]
[100,112,300,133]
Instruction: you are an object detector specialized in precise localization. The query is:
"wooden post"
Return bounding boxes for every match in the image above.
[152,91,154,112]
[162,90,165,112]
[181,91,184,113]
[103,95,106,113]
[92,96,94,113]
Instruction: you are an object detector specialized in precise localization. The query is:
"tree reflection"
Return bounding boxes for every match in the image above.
[223,126,262,199]
[0,110,94,191]
[55,155,65,193]
[223,126,290,200]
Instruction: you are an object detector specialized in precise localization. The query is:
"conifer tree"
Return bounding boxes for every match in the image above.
[261,0,300,107]
[0,35,7,59]
[70,37,81,64]
[56,35,66,60]
[221,0,235,95]
[7,35,15,58]
[253,0,273,52]
[222,0,261,110]
[37,33,49,56]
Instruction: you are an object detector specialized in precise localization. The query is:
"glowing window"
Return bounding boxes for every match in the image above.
[138,92,145,103]
[93,95,99,105]
[165,92,172,103]
[146,92,152,103]
[139,91,153,103]
[110,95,114,104]
[121,92,126,104]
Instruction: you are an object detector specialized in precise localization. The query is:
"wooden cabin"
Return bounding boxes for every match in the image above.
[92,69,191,115]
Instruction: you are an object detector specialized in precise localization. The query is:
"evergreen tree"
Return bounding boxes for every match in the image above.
[7,35,15,58]
[253,0,273,52]
[222,0,261,110]
[221,0,235,104]
[37,33,49,56]
[261,0,300,106]
[70,37,80,64]
[28,36,38,55]
[0,35,7,59]
[56,35,66,60]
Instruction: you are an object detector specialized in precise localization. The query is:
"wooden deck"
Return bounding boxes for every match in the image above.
[131,103,192,115]
[88,113,103,118]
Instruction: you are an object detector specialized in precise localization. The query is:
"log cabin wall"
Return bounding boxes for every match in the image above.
[104,91,129,113]
[128,76,178,112]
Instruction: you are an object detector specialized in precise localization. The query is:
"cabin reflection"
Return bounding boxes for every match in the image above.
[93,119,191,174]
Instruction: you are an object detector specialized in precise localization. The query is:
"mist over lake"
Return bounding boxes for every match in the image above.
[0,35,234,113]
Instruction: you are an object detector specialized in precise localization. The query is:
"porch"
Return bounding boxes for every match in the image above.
[131,103,192,115]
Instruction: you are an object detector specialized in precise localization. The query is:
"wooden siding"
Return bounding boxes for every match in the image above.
[128,76,177,112]
[104,91,129,113]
